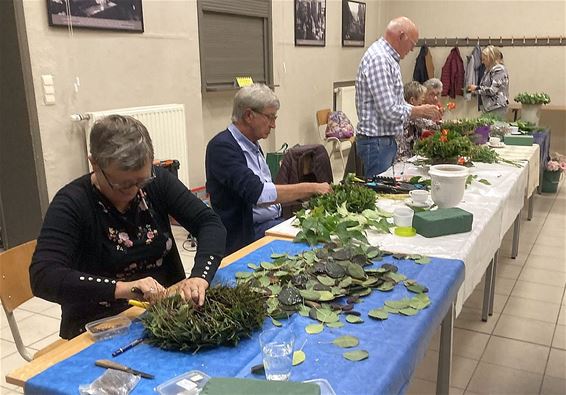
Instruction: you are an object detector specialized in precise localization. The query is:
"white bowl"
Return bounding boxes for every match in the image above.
[428,164,469,208]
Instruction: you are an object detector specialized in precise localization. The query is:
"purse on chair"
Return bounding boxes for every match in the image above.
[325,111,355,139]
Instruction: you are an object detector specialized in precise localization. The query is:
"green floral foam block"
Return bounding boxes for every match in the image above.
[412,208,473,238]
[503,135,534,146]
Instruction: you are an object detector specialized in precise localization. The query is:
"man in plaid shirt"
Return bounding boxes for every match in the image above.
[355,16,441,177]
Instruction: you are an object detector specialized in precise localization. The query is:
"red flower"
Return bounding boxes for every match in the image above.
[421,130,435,139]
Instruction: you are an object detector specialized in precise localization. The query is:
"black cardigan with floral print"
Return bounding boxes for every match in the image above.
[30,166,226,339]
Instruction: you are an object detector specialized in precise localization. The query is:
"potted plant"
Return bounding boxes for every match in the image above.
[514,92,551,125]
[542,154,566,193]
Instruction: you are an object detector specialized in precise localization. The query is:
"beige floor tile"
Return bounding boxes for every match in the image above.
[39,305,62,320]
[503,296,560,323]
[496,263,523,280]
[405,378,463,395]
[29,332,63,352]
[553,325,566,350]
[463,289,508,314]
[467,361,542,394]
[493,314,555,346]
[511,280,564,304]
[546,348,566,379]
[17,298,58,314]
[498,253,528,266]
[481,336,549,374]
[454,307,500,335]
[1,352,27,388]
[472,276,515,296]
[413,349,478,389]
[558,305,566,326]
[453,328,490,360]
[2,314,60,346]
[519,267,566,288]
[0,339,16,359]
[530,244,566,259]
[541,375,566,395]
[525,253,566,273]
[0,310,33,331]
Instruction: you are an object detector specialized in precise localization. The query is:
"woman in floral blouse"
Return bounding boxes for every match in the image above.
[30,115,226,339]
[467,45,509,119]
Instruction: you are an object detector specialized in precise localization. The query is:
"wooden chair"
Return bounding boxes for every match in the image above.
[0,240,67,361]
[316,108,353,173]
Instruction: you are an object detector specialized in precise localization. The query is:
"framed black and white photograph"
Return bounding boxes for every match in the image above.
[342,0,366,47]
[47,0,144,33]
[294,0,326,47]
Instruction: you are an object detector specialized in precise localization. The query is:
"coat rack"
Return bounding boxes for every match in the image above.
[417,36,566,47]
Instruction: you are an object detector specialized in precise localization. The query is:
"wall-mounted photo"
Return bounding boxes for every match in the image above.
[294,0,326,46]
[342,0,366,47]
[47,0,144,32]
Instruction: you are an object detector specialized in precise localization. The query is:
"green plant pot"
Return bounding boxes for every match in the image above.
[541,170,562,193]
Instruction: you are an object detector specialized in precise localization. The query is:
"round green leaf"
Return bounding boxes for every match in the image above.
[235,271,252,279]
[343,349,369,361]
[271,317,283,327]
[305,323,324,334]
[292,350,306,366]
[346,314,364,324]
[317,291,335,301]
[247,263,259,270]
[317,275,336,286]
[315,309,339,323]
[325,321,345,328]
[332,335,359,348]
[368,308,389,320]
[399,307,418,316]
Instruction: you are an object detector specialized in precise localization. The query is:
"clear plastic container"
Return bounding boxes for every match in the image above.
[85,315,131,342]
[303,378,337,395]
[155,370,211,395]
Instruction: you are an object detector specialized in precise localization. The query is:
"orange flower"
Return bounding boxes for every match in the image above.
[440,136,448,143]
[447,102,457,110]
[441,129,449,136]
[457,157,466,165]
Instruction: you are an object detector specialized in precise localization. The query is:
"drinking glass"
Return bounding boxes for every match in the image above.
[259,328,295,381]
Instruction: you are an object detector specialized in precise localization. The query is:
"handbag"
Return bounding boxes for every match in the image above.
[266,143,288,179]
[325,111,355,139]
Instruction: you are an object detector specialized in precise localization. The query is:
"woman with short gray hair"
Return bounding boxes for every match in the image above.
[30,115,226,339]
[423,78,443,106]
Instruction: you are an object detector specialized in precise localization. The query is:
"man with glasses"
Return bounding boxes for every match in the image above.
[355,16,442,177]
[206,84,332,254]
[30,115,226,339]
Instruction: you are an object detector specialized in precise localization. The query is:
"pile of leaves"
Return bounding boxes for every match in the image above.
[440,117,494,136]
[294,175,391,245]
[140,284,267,352]
[236,242,431,324]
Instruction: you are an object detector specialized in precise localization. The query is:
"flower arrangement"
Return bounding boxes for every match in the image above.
[414,129,474,164]
[514,92,551,105]
[546,154,566,172]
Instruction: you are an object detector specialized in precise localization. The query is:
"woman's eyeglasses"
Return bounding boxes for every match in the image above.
[100,167,156,191]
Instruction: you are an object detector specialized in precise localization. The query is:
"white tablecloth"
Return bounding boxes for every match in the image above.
[266,160,530,315]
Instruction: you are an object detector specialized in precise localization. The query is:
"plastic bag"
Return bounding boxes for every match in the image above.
[325,111,355,139]
[79,369,140,395]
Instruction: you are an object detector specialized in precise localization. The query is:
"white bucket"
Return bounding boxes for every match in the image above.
[428,164,469,208]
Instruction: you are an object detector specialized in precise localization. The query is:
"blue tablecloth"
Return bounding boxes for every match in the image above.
[26,240,464,395]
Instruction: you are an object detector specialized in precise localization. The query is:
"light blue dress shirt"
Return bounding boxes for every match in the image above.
[228,124,281,224]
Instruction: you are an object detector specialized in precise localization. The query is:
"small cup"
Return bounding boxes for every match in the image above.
[409,189,429,204]
[259,328,295,381]
[393,207,414,227]
[489,136,501,146]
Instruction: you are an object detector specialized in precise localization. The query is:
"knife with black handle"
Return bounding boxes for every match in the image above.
[95,359,154,379]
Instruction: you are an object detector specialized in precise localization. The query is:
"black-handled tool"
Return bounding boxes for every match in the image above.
[95,359,154,379]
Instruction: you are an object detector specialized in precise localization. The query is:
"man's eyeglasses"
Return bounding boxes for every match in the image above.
[252,110,278,122]
[100,167,156,191]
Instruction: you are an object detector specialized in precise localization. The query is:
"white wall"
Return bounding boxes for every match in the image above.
[383,0,566,119]
[22,0,566,200]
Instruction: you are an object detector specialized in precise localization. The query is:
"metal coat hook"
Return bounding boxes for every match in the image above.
[488,36,491,45]
[523,36,526,45]
[477,36,480,45]
[560,36,563,44]
[466,37,469,45]
[434,36,437,46]
[444,37,448,45]
[511,36,514,46]
[547,36,550,45]
[499,36,503,45]
[535,36,538,44]
[455,37,459,45]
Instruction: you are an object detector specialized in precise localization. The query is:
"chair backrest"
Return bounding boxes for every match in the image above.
[316,108,331,141]
[0,240,36,313]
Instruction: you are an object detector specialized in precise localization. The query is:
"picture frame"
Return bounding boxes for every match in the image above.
[294,0,326,47]
[47,0,144,33]
[342,0,366,47]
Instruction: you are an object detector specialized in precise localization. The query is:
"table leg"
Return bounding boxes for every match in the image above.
[482,258,494,322]
[527,195,534,221]
[489,251,499,316]
[511,214,521,259]
[437,302,454,395]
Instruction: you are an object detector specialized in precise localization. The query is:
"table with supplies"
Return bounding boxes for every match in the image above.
[8,237,464,395]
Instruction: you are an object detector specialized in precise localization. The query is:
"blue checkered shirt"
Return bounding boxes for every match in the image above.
[355,38,412,137]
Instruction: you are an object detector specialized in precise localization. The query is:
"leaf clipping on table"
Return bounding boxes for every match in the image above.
[305,323,324,334]
[346,314,364,324]
[343,349,369,361]
[332,335,359,348]
[368,308,389,320]
[293,350,306,366]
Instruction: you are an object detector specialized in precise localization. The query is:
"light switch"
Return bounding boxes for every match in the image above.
[44,94,55,105]
[44,85,55,94]
[41,74,54,86]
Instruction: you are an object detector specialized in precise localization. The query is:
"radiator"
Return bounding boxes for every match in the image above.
[83,104,190,187]
[335,85,358,129]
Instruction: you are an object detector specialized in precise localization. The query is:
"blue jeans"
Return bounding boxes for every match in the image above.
[356,135,397,177]
[253,217,284,241]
